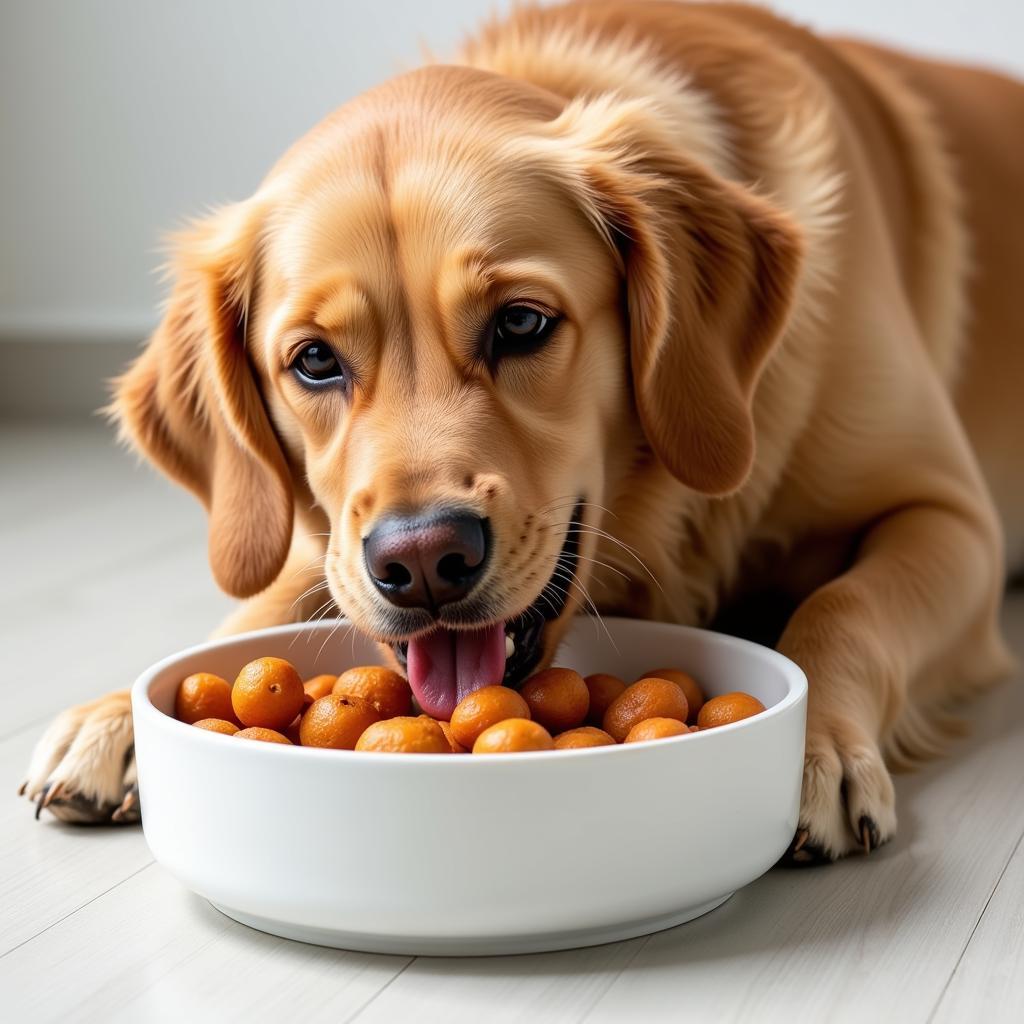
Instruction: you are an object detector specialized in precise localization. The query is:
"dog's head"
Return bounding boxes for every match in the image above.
[114,66,801,717]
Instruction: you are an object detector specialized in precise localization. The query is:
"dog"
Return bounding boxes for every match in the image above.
[21,1,1023,861]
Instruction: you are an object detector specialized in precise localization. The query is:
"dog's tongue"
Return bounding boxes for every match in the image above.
[406,622,506,719]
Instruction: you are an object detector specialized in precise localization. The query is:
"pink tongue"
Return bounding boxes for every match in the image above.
[406,622,507,719]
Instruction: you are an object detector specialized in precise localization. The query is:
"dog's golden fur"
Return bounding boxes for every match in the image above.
[23,2,1023,859]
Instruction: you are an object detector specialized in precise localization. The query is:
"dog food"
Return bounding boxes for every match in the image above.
[302,674,338,702]
[583,673,627,726]
[300,693,381,749]
[602,677,690,742]
[355,716,451,753]
[624,717,690,743]
[553,725,616,749]
[175,672,235,725]
[639,668,705,723]
[449,684,532,749]
[519,668,589,733]
[235,726,293,744]
[174,656,765,752]
[472,718,555,753]
[192,717,239,735]
[231,657,305,730]
[332,665,413,719]
[697,692,767,729]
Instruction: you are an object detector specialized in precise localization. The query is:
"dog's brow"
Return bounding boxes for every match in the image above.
[439,253,570,313]
[288,273,373,335]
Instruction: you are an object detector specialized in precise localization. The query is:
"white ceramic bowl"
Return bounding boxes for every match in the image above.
[132,617,806,955]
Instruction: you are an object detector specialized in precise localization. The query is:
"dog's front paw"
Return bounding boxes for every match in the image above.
[19,691,139,824]
[784,716,897,865]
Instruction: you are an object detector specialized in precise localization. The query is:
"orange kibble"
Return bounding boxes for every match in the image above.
[175,672,235,725]
[333,665,413,719]
[603,677,689,743]
[624,717,690,743]
[231,657,305,730]
[355,717,451,753]
[191,717,238,736]
[450,685,531,749]
[283,714,304,745]
[553,726,616,749]
[234,727,292,744]
[584,673,627,726]
[641,667,706,723]
[472,718,554,753]
[300,694,381,750]
[697,692,766,729]
[434,719,468,753]
[520,668,590,733]
[303,674,338,702]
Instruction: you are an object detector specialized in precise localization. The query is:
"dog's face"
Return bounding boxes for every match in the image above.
[116,67,801,716]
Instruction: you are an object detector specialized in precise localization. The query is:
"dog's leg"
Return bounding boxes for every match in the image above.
[777,502,1012,862]
[20,534,332,823]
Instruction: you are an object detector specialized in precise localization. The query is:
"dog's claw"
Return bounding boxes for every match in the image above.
[859,814,881,854]
[781,827,833,866]
[34,783,51,820]
[111,784,140,824]
[17,780,27,797]
[42,781,64,809]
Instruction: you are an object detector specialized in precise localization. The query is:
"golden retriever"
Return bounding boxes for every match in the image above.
[22,1,1023,862]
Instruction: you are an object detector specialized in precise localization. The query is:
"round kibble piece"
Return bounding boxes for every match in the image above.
[603,677,689,743]
[584,673,627,726]
[191,717,238,736]
[641,667,705,723]
[472,719,554,754]
[300,694,381,749]
[303,674,338,703]
[624,717,690,743]
[553,726,616,749]
[697,692,766,729]
[231,657,305,730]
[176,672,235,725]
[520,668,589,733]
[450,685,531,749]
[333,665,413,719]
[355,717,451,753]
[234,727,292,744]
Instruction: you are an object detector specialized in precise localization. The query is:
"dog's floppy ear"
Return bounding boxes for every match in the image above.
[112,200,293,597]
[541,97,803,494]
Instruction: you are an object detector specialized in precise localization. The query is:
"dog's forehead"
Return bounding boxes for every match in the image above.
[262,128,578,310]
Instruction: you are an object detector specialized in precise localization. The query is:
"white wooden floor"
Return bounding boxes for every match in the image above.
[2,419,1023,1023]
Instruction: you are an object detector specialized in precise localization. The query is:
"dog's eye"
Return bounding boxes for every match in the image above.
[292,341,344,385]
[491,304,559,359]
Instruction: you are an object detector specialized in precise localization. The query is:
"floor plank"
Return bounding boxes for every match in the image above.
[930,830,1024,1022]
[0,867,409,1024]
[0,727,153,955]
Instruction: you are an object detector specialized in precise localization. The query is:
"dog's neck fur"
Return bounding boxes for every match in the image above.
[457,9,846,628]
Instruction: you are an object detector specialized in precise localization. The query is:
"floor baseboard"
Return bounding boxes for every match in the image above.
[0,338,142,419]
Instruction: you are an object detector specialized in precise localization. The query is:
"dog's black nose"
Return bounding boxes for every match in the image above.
[363,510,489,610]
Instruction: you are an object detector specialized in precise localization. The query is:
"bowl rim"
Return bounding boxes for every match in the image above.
[132,616,807,766]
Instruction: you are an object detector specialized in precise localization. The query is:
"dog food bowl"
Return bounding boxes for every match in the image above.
[132,617,806,956]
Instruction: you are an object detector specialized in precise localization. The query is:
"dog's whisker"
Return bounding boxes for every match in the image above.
[288,579,332,616]
[286,596,337,650]
[546,521,665,595]
[538,498,619,521]
[548,564,618,653]
[571,552,631,582]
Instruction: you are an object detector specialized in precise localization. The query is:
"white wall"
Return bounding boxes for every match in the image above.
[1,0,1021,343]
